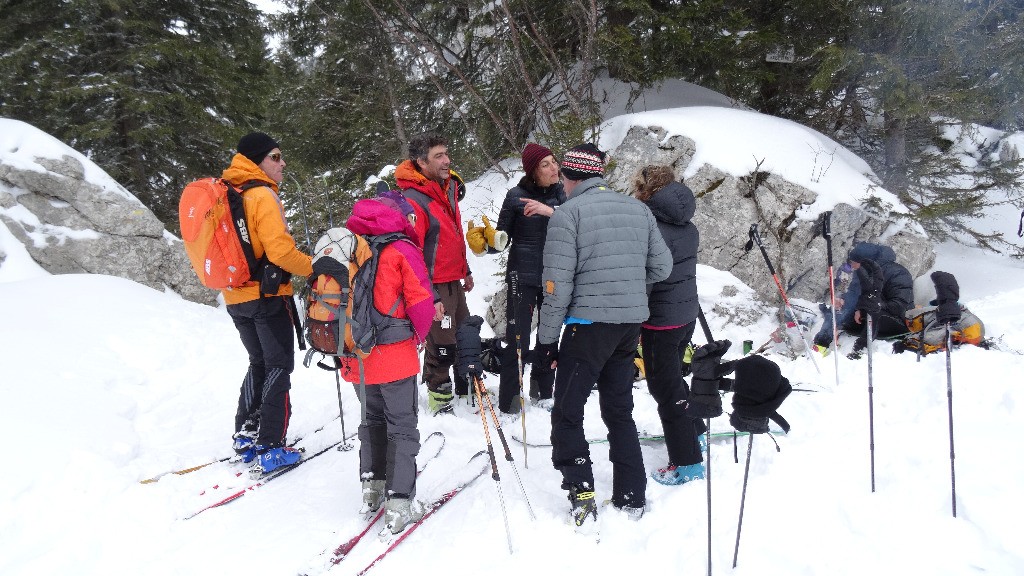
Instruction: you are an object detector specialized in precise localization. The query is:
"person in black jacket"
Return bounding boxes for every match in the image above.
[494,143,566,417]
[633,165,706,485]
[844,242,914,354]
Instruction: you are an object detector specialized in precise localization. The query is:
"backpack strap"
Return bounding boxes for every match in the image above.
[400,189,440,278]
[231,179,287,298]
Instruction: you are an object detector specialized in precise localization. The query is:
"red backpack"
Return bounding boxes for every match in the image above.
[178,178,264,290]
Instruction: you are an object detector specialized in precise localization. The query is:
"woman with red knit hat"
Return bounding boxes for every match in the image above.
[492,143,565,419]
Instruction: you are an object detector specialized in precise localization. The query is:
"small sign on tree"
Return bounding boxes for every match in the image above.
[766,46,795,63]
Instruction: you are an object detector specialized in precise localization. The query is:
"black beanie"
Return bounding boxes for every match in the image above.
[560,143,606,181]
[237,132,280,165]
[730,355,792,433]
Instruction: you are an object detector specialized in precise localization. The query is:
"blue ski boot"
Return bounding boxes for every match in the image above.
[249,445,302,478]
[231,431,259,463]
[651,462,705,486]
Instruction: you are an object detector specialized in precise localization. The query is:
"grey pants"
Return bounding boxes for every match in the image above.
[354,375,421,498]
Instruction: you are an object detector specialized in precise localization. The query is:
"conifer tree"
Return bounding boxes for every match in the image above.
[0,0,273,229]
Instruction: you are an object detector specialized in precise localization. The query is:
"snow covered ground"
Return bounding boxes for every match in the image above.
[3,111,1024,575]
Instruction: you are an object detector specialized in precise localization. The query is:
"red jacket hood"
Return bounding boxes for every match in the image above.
[394,160,450,201]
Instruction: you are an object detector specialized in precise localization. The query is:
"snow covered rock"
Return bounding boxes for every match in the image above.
[603,119,936,304]
[0,118,217,306]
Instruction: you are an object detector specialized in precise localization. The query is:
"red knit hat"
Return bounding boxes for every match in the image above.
[521,143,555,178]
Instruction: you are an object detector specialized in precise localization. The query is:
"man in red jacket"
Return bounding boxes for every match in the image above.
[395,132,474,415]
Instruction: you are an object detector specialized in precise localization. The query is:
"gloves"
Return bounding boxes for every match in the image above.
[729,355,792,434]
[685,339,736,419]
[534,341,559,369]
[930,271,961,324]
[466,220,488,256]
[855,259,884,317]
[480,215,509,251]
[455,315,485,378]
[730,413,771,434]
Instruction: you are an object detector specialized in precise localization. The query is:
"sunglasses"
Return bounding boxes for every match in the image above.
[267,151,283,162]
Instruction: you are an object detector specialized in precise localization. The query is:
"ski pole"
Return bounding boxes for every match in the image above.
[745,224,821,373]
[732,434,754,568]
[473,375,514,553]
[509,271,528,467]
[323,183,335,229]
[706,417,713,576]
[696,305,714,344]
[696,305,714,576]
[822,211,841,386]
[866,314,876,492]
[944,322,957,517]
[290,175,313,253]
[476,375,537,520]
[333,359,355,451]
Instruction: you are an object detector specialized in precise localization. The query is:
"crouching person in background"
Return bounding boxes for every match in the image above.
[339,192,437,536]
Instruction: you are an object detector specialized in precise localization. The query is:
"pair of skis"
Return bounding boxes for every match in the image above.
[184,429,357,520]
[510,429,784,448]
[301,442,488,575]
[140,415,342,484]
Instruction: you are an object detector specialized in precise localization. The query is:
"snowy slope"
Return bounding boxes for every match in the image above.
[3,112,1024,576]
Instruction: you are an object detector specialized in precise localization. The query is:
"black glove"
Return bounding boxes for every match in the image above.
[930,271,961,324]
[535,341,559,369]
[685,340,736,419]
[855,259,884,317]
[455,316,485,378]
[730,413,770,434]
[730,355,793,434]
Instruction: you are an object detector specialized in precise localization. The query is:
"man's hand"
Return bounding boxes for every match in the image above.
[463,274,474,292]
[535,341,559,370]
[433,302,445,321]
[520,198,554,217]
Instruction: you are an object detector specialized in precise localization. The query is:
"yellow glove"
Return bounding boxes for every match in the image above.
[466,220,487,256]
[480,215,509,251]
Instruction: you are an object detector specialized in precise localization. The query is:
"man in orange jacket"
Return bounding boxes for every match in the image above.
[222,132,313,476]
[395,132,473,415]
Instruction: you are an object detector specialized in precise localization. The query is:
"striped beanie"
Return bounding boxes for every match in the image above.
[560,143,606,181]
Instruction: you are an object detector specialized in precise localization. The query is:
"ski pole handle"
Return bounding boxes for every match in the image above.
[697,305,715,344]
[747,224,776,275]
[822,211,834,263]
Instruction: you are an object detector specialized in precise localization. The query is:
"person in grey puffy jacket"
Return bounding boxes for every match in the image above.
[633,165,706,486]
[533,144,672,527]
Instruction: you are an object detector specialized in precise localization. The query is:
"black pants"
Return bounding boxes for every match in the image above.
[550,322,645,509]
[227,296,296,447]
[843,311,907,342]
[423,281,470,393]
[499,282,554,412]
[641,323,703,467]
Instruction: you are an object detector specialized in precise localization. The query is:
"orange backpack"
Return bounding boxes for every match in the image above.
[178,178,264,290]
[304,227,414,362]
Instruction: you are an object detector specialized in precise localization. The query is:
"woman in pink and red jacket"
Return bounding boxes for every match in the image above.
[339,192,438,536]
